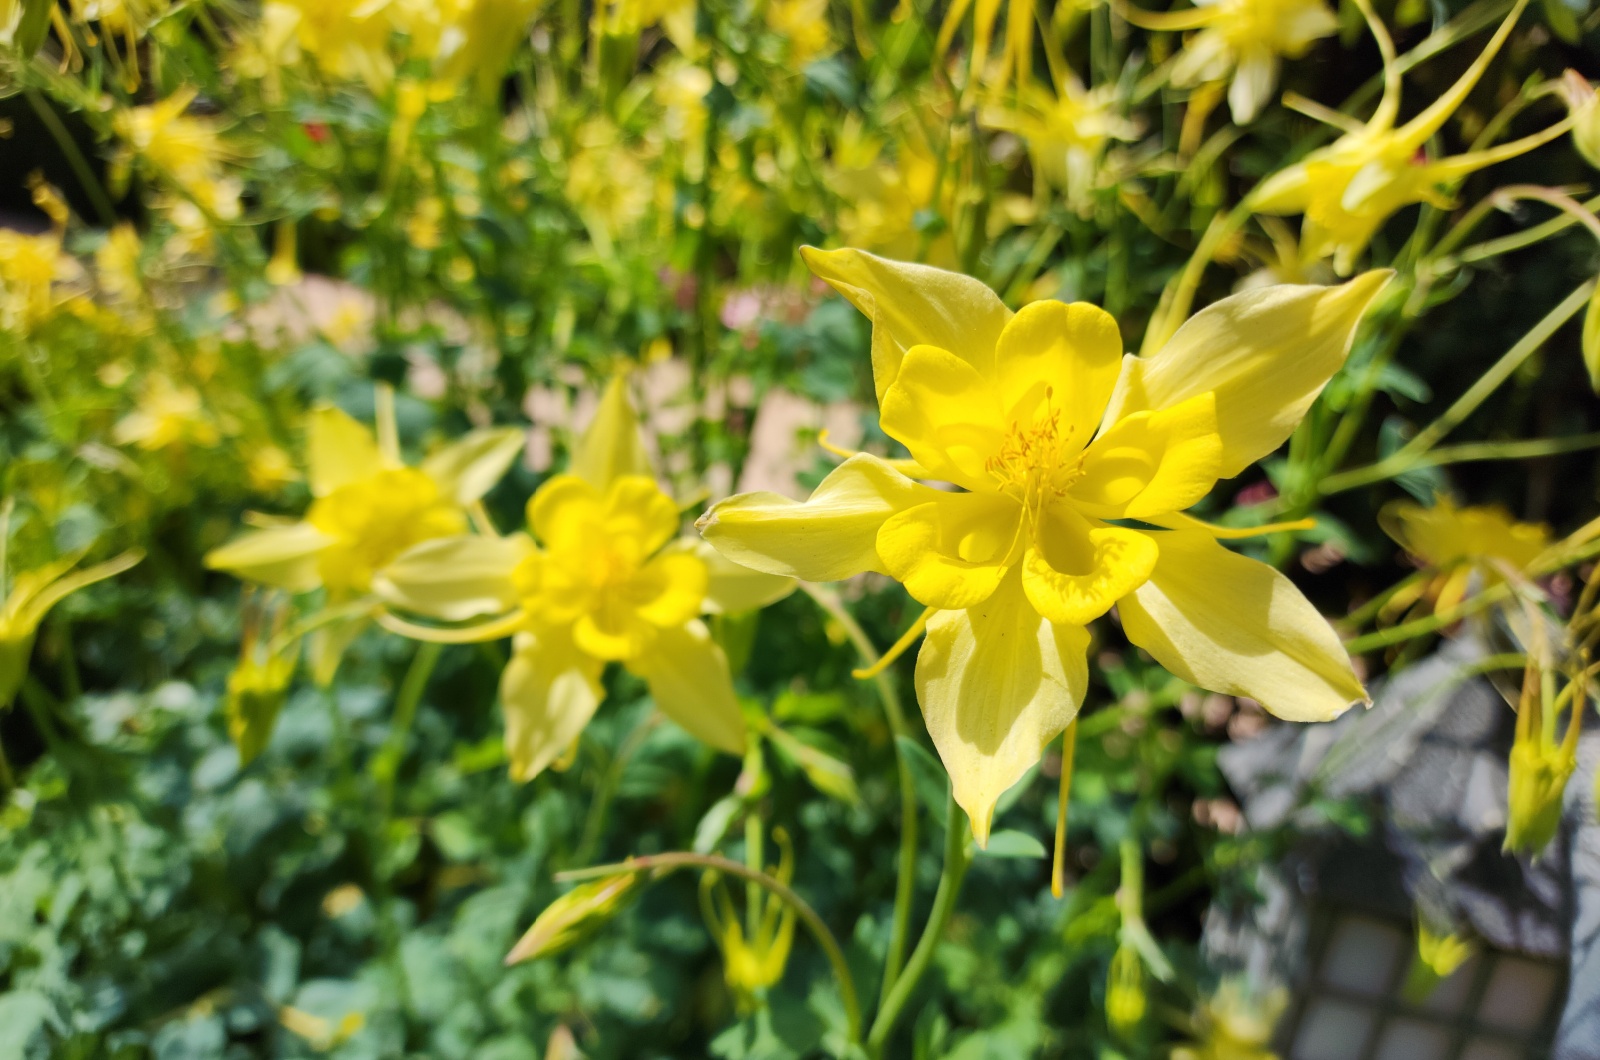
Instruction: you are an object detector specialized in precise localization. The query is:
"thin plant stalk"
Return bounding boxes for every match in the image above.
[867,788,971,1057]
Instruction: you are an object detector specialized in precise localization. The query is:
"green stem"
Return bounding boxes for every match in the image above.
[1399,280,1593,455]
[24,88,118,227]
[556,852,863,1045]
[867,789,970,1058]
[799,583,920,1008]
[0,737,14,793]
[372,641,441,815]
[1321,430,1600,495]
[573,713,659,867]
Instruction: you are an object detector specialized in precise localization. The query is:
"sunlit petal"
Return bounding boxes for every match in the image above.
[661,539,796,614]
[876,491,1021,609]
[916,570,1089,846]
[697,454,934,581]
[800,246,1013,400]
[502,630,605,782]
[421,426,527,504]
[879,344,1006,490]
[993,299,1124,440]
[1070,392,1222,519]
[204,523,332,593]
[1104,272,1389,477]
[307,404,383,497]
[374,532,533,621]
[572,374,654,489]
[1118,529,1367,722]
[628,619,747,755]
[1022,507,1157,625]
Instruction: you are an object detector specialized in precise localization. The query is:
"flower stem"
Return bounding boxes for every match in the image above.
[373,641,441,816]
[799,583,920,1007]
[866,788,970,1058]
[556,852,863,1045]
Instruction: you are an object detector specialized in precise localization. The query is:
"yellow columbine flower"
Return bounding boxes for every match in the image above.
[1126,0,1337,123]
[375,377,794,781]
[1504,658,1581,857]
[1172,978,1286,1060]
[261,0,397,89]
[1252,0,1570,274]
[980,76,1137,211]
[205,391,525,600]
[112,375,222,452]
[111,88,242,228]
[700,830,798,1009]
[698,248,1386,842]
[1378,495,1549,617]
[0,505,142,709]
[0,227,79,332]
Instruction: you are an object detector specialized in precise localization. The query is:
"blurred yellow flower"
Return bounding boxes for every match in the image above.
[0,227,79,332]
[262,0,395,88]
[700,830,798,1009]
[1127,0,1337,123]
[1253,0,1569,274]
[1378,495,1549,617]
[699,247,1385,841]
[766,0,832,65]
[1172,978,1286,1060]
[0,503,142,709]
[376,376,794,781]
[113,376,222,452]
[981,75,1137,210]
[206,391,525,599]
[828,119,957,266]
[112,88,241,253]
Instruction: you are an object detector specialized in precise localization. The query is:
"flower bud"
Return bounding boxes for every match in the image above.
[505,871,640,965]
[226,649,296,766]
[1505,733,1576,856]
[1105,942,1147,1039]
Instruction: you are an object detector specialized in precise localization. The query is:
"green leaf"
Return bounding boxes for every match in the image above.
[978,830,1047,859]
[694,795,743,855]
[896,735,948,827]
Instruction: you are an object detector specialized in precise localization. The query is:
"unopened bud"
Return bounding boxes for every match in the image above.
[505,872,640,965]
[1504,735,1576,857]
[1105,942,1147,1039]
[227,650,296,765]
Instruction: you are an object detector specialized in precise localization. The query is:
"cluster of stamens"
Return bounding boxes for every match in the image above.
[985,387,1082,513]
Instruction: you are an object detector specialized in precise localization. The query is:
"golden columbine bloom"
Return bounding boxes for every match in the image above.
[1127,0,1337,124]
[699,248,1386,843]
[0,504,142,708]
[1253,0,1569,275]
[980,77,1138,211]
[111,88,242,228]
[700,830,798,1009]
[375,377,794,782]
[1378,495,1549,618]
[1172,978,1287,1060]
[205,391,525,600]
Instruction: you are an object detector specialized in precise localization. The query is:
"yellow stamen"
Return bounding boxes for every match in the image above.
[851,605,936,680]
[1051,718,1078,899]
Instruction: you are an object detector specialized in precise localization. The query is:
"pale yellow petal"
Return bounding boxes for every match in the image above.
[527,474,602,551]
[205,523,332,592]
[628,619,747,755]
[993,299,1123,438]
[502,630,605,782]
[661,539,796,614]
[307,404,383,497]
[1118,529,1366,722]
[572,374,653,489]
[1070,392,1222,520]
[373,532,533,621]
[1103,272,1390,477]
[603,475,681,557]
[697,454,933,581]
[876,491,1021,610]
[421,426,527,504]
[800,246,1014,401]
[878,344,1006,490]
[1022,508,1157,625]
[915,570,1089,846]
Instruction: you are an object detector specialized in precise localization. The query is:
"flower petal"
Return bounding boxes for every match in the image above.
[800,246,1013,401]
[1118,529,1367,722]
[603,475,682,557]
[527,475,602,551]
[1227,48,1278,124]
[630,549,710,627]
[876,491,1021,610]
[374,532,533,621]
[1070,392,1222,520]
[421,426,527,505]
[502,630,605,782]
[571,374,654,489]
[205,522,332,592]
[697,454,933,581]
[307,404,383,497]
[879,344,1006,490]
[1105,273,1390,477]
[993,299,1123,438]
[1022,508,1157,625]
[661,539,796,614]
[915,570,1090,846]
[628,619,747,755]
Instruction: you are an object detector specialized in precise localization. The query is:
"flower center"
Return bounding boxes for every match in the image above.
[985,389,1084,514]
[307,467,466,592]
